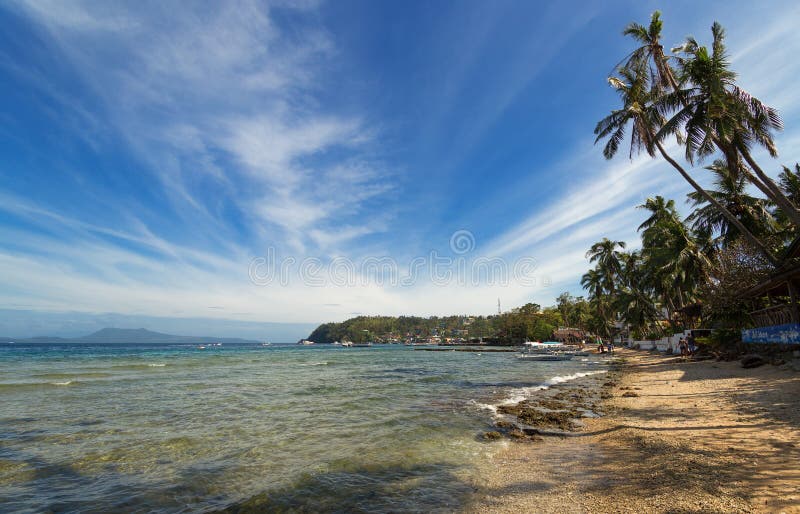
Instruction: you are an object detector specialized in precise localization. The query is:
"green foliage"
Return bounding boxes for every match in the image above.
[698,240,774,329]
[586,12,799,338]
[307,306,564,345]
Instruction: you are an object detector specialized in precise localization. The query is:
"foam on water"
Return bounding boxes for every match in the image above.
[473,370,608,416]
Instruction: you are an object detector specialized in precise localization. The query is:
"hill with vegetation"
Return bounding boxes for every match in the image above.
[307,304,564,344]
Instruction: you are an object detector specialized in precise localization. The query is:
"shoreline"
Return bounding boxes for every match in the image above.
[466,348,800,513]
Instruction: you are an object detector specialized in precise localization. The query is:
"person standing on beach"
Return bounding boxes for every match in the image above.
[679,337,688,357]
[597,337,604,353]
[606,340,613,354]
[687,333,697,356]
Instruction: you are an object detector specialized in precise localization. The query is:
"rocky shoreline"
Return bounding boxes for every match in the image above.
[467,349,800,513]
[481,361,622,442]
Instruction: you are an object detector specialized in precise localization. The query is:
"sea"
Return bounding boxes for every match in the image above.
[0,342,607,513]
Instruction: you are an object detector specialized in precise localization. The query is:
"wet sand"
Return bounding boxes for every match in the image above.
[467,349,800,513]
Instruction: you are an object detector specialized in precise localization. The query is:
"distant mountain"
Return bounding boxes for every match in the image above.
[0,328,263,345]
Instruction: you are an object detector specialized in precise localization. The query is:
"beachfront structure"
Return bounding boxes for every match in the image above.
[739,238,800,344]
[552,327,587,344]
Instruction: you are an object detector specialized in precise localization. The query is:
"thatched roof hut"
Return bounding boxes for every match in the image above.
[552,327,586,343]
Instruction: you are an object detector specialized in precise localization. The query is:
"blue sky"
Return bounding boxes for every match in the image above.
[2,0,800,339]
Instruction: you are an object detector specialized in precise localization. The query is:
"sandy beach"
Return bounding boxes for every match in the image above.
[468,349,800,513]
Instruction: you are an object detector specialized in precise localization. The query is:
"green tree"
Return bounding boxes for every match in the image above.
[586,238,626,295]
[668,23,800,227]
[687,160,775,246]
[595,65,778,264]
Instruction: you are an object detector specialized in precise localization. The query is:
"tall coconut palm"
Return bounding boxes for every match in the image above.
[609,249,662,337]
[621,13,800,228]
[580,268,605,301]
[581,267,613,335]
[637,197,708,312]
[637,196,680,233]
[668,23,800,226]
[775,163,800,241]
[620,11,679,93]
[594,66,779,264]
[586,238,627,294]
[687,160,775,246]
[779,164,800,206]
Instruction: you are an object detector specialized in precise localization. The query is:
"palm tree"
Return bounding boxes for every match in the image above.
[687,160,775,246]
[775,163,800,241]
[620,14,800,229]
[779,164,800,206]
[668,23,800,227]
[620,11,679,93]
[594,66,779,264]
[581,267,614,338]
[580,268,605,301]
[635,195,713,330]
[637,196,679,233]
[586,238,626,294]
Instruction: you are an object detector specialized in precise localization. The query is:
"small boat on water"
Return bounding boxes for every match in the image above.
[341,341,353,347]
[298,340,315,345]
[517,353,574,361]
[521,341,565,353]
[351,342,373,348]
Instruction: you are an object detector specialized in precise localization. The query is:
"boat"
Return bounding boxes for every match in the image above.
[341,341,353,347]
[521,342,565,354]
[298,340,315,345]
[332,341,341,346]
[565,351,591,357]
[517,353,574,361]
[351,342,373,348]
[261,342,271,347]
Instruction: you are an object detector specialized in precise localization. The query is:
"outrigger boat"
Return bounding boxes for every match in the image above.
[521,341,565,353]
[517,352,574,361]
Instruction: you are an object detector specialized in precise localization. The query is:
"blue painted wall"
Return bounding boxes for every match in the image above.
[742,323,800,344]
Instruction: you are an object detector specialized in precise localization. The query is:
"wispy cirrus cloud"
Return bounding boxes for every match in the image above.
[3,0,800,333]
[11,0,392,252]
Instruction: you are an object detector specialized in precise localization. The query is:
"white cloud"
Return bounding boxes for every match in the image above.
[5,1,800,325]
[13,0,391,253]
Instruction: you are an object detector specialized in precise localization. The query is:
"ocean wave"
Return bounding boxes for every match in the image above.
[32,372,112,379]
[0,380,79,390]
[109,363,169,370]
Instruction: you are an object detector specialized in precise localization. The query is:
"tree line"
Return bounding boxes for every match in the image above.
[573,12,799,341]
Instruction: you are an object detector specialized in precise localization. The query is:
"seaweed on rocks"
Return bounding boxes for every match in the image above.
[483,373,613,441]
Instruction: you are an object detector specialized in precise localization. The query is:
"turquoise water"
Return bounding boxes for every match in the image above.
[0,343,605,512]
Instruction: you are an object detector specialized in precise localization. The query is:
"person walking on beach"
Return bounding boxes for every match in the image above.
[597,337,604,353]
[679,337,688,357]
[687,333,697,356]
[606,340,613,354]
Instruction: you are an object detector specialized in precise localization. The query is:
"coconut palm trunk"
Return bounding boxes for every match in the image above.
[651,35,800,228]
[654,140,779,265]
[738,144,800,226]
